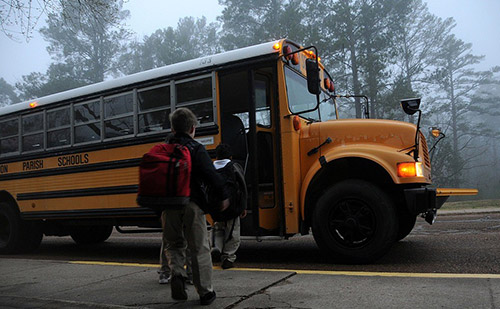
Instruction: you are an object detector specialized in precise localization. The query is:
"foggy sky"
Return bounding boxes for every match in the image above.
[0,0,499,85]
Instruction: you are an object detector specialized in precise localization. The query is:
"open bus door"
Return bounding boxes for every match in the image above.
[218,65,282,238]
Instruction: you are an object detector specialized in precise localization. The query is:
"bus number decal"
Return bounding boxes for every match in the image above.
[0,164,8,174]
[58,154,90,167]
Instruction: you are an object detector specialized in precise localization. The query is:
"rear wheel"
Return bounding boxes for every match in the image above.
[0,202,43,254]
[312,180,398,264]
[70,225,113,244]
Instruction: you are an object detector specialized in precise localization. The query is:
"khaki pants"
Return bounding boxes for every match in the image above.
[212,217,241,263]
[159,220,192,276]
[162,201,213,296]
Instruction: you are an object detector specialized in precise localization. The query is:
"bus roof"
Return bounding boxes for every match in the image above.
[0,39,286,118]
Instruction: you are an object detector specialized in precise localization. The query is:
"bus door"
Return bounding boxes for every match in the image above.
[218,66,282,237]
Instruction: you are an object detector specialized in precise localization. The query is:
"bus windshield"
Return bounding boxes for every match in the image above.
[284,66,336,122]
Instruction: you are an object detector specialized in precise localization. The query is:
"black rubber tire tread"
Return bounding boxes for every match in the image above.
[0,202,22,254]
[312,179,398,264]
[0,202,43,254]
[70,225,113,244]
[396,208,417,241]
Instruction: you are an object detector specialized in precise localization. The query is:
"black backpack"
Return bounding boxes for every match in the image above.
[208,161,247,222]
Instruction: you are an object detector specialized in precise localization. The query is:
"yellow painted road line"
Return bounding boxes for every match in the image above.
[71,261,158,268]
[69,261,500,279]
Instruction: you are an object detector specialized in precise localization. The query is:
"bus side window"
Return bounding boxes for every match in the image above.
[138,84,171,133]
[104,93,134,139]
[22,113,44,152]
[47,107,70,148]
[255,79,271,127]
[0,118,19,155]
[176,77,214,125]
[74,100,101,144]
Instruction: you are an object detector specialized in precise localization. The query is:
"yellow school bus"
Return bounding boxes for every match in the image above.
[0,39,476,262]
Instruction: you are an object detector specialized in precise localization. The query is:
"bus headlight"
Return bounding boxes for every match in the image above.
[397,162,424,178]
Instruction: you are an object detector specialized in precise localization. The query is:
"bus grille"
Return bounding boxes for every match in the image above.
[419,132,431,167]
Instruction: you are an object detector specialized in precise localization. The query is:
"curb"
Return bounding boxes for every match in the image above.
[438,208,500,216]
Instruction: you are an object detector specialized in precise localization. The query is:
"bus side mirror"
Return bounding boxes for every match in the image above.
[400,98,421,115]
[306,59,320,95]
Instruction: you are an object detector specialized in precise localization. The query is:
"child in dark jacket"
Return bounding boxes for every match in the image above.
[161,107,228,306]
[210,143,247,269]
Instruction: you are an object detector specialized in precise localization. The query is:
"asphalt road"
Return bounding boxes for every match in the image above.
[3,212,500,275]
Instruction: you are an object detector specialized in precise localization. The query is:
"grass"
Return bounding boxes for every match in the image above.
[441,199,500,210]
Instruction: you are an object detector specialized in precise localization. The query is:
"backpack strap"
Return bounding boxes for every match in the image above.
[233,162,247,210]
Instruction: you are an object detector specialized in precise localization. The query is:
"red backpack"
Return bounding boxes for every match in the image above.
[137,143,191,212]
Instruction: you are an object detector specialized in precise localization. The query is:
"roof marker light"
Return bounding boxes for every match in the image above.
[29,102,38,108]
[273,43,281,50]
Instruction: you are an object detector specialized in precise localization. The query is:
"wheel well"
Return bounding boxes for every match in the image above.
[303,157,401,228]
[0,190,18,211]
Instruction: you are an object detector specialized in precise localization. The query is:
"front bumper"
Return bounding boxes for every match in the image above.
[404,187,479,223]
[404,187,448,216]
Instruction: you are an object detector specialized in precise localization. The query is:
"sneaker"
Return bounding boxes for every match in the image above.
[200,291,216,306]
[221,259,234,269]
[159,272,171,284]
[171,275,187,300]
[211,248,221,263]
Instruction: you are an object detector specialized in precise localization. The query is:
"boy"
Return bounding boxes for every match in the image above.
[211,143,247,269]
[162,108,228,306]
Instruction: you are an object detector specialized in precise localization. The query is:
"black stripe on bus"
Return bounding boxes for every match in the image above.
[17,185,139,201]
[20,207,156,220]
[0,158,142,181]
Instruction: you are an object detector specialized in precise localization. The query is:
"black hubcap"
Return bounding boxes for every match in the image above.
[328,199,376,248]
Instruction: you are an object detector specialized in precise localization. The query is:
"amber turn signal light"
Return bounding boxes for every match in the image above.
[397,162,423,177]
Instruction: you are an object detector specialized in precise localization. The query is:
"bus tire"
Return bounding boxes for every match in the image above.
[70,225,113,245]
[0,202,43,254]
[312,179,398,264]
[396,209,417,241]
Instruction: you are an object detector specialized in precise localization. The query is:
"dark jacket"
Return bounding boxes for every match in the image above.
[166,132,227,213]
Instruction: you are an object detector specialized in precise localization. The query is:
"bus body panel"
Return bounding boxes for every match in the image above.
[0,135,220,217]
[297,119,433,224]
[277,61,303,235]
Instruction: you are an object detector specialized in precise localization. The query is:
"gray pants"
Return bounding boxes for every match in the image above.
[212,217,241,263]
[162,201,213,296]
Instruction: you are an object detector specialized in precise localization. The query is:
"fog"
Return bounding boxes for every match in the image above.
[0,0,499,83]
[0,0,499,198]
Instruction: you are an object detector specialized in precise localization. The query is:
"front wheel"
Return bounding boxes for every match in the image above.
[70,225,113,245]
[396,209,417,241]
[312,180,398,264]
